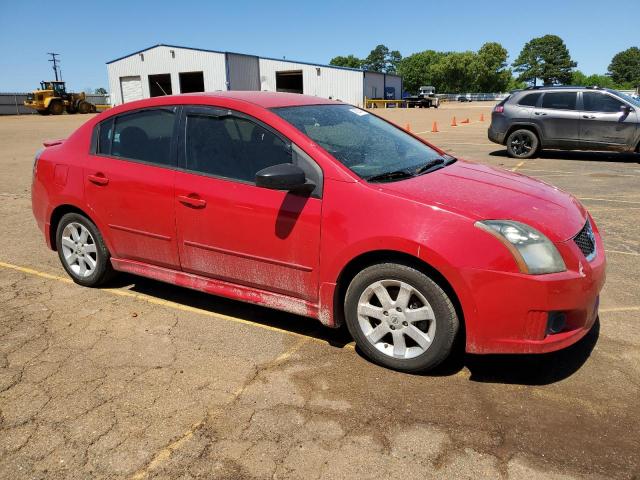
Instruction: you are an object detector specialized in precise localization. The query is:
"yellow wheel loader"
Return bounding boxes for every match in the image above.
[24,81,96,115]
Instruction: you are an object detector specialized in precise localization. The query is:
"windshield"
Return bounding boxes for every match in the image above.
[609,89,640,108]
[273,104,447,180]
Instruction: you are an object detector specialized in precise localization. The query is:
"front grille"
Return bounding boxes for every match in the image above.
[573,220,596,260]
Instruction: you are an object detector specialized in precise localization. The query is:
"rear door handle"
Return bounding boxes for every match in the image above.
[88,173,109,186]
[582,115,596,119]
[534,111,547,116]
[178,194,207,208]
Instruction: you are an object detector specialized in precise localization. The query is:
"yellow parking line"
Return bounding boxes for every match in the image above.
[579,197,640,205]
[0,260,334,346]
[131,335,312,479]
[605,249,640,256]
[511,161,525,172]
[600,306,640,313]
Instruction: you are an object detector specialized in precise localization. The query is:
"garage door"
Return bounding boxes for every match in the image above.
[120,76,143,103]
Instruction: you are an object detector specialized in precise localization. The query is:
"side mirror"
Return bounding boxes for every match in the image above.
[255,163,313,193]
[621,104,632,115]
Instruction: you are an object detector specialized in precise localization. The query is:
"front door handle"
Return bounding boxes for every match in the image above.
[582,115,596,119]
[88,173,109,186]
[534,111,547,116]
[178,194,207,208]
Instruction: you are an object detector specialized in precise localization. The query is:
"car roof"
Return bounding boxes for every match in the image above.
[174,91,339,108]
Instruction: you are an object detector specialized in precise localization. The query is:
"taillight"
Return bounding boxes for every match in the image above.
[494,105,504,113]
[33,148,43,176]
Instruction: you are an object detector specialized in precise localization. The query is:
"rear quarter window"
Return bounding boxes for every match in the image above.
[517,93,541,107]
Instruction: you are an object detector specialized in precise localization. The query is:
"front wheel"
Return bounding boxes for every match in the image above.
[506,129,539,159]
[344,263,459,372]
[56,213,115,287]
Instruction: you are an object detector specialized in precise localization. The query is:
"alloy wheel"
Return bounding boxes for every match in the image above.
[60,222,98,278]
[510,133,533,157]
[357,279,436,359]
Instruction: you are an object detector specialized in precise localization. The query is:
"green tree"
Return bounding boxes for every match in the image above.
[95,87,108,95]
[512,35,577,85]
[361,45,402,73]
[473,42,512,92]
[329,54,363,69]
[430,51,478,93]
[397,50,442,93]
[608,47,640,87]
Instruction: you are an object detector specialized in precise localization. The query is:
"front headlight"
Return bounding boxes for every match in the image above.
[475,220,566,274]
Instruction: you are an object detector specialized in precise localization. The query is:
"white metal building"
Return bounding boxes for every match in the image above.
[107,44,403,107]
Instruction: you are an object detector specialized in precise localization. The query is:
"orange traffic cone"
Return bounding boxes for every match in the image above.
[431,121,439,133]
[479,113,485,122]
[451,116,457,127]
[405,123,412,132]
[460,118,470,124]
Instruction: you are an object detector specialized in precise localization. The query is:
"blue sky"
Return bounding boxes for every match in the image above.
[0,0,636,92]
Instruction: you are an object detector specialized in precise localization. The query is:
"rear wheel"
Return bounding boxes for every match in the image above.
[506,129,539,159]
[48,101,64,115]
[344,263,459,372]
[78,101,92,114]
[56,213,115,287]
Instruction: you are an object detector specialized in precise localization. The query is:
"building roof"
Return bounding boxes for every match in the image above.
[105,43,402,77]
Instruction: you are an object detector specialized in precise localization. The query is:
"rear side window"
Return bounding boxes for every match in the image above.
[98,109,176,166]
[583,92,625,113]
[517,93,541,107]
[185,113,291,183]
[541,92,577,110]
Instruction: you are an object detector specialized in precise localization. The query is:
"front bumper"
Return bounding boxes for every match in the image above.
[462,233,606,354]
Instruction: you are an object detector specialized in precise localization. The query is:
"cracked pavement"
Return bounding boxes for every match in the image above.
[0,110,639,479]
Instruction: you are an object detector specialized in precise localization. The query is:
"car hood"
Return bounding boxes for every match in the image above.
[377,160,587,242]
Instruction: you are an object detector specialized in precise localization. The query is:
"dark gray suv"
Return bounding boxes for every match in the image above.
[488,86,640,158]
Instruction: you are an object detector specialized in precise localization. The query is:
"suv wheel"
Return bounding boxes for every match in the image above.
[56,213,115,287]
[344,263,459,373]
[506,129,539,159]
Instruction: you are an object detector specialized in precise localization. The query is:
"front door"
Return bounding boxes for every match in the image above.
[580,91,638,149]
[85,107,180,269]
[174,106,322,301]
[534,91,580,147]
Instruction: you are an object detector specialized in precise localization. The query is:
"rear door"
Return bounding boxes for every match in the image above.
[580,91,638,149]
[85,107,180,269]
[174,106,322,301]
[534,91,580,146]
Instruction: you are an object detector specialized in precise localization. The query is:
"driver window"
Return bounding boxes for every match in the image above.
[185,114,292,183]
[583,92,624,113]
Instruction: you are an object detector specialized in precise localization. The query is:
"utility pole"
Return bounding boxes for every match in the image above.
[48,52,61,81]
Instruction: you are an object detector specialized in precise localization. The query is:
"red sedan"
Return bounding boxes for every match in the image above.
[31,92,605,372]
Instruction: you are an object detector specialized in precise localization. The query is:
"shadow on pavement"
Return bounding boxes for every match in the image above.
[106,274,599,385]
[463,318,600,385]
[490,149,640,163]
[106,273,354,348]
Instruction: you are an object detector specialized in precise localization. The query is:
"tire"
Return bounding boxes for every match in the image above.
[66,105,78,114]
[55,213,115,287]
[48,101,64,115]
[344,263,459,373]
[506,128,539,159]
[78,101,92,114]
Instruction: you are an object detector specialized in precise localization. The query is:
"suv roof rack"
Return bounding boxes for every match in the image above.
[524,85,602,90]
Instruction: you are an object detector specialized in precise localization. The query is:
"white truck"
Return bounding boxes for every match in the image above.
[404,86,440,108]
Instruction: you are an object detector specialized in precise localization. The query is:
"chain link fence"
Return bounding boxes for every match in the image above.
[0,93,110,115]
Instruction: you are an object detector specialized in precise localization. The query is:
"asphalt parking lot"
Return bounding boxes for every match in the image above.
[1,103,639,479]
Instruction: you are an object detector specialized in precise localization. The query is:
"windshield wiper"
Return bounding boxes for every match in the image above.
[366,170,415,183]
[413,155,456,175]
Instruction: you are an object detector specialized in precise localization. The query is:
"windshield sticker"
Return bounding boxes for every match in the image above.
[349,108,369,116]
